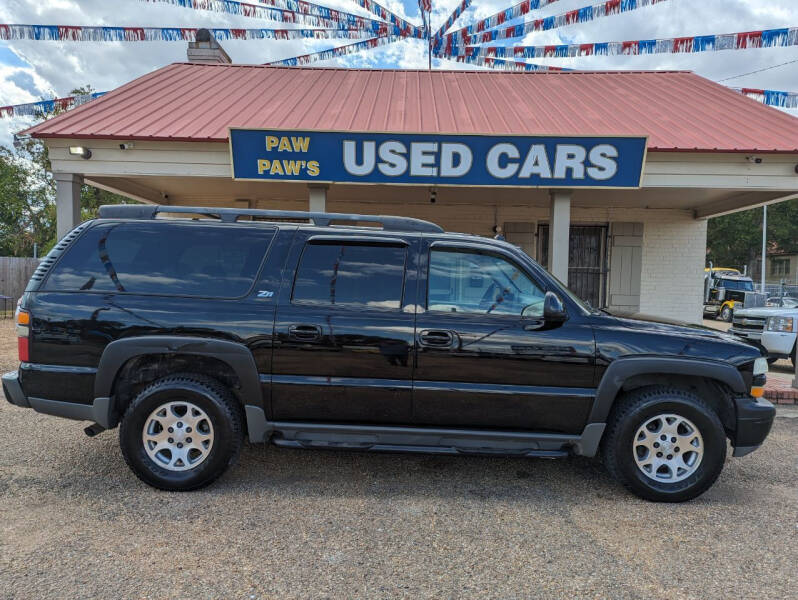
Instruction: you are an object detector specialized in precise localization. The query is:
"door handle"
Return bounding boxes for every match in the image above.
[418,329,455,347]
[288,324,322,341]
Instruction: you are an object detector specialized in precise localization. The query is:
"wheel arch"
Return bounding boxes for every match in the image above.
[591,357,745,427]
[95,336,266,439]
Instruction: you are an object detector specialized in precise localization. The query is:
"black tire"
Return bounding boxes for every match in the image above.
[791,343,796,368]
[601,386,727,502]
[119,373,244,491]
[719,305,733,322]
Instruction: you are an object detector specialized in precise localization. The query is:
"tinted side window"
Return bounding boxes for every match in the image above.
[45,222,273,297]
[428,249,545,316]
[292,242,406,309]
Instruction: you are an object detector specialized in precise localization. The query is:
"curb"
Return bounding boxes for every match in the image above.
[764,381,798,405]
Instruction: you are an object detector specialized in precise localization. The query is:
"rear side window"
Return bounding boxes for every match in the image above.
[44,222,273,298]
[292,242,406,309]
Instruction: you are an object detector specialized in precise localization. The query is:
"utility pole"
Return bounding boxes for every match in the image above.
[761,205,767,293]
[427,10,432,71]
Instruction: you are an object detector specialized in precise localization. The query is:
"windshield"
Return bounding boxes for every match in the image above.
[720,279,754,291]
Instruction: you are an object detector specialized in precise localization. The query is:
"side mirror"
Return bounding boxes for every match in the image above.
[543,291,567,323]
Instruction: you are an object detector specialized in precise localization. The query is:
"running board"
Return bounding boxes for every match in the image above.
[272,438,568,458]
[263,421,606,458]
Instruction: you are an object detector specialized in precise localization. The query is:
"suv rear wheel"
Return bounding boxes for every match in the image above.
[119,374,244,491]
[601,386,727,502]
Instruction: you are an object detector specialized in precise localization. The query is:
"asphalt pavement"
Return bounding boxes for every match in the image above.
[1,391,796,600]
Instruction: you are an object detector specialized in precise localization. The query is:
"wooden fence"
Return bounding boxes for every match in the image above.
[0,257,41,316]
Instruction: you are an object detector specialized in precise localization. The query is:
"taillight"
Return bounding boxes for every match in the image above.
[18,337,29,362]
[16,308,30,362]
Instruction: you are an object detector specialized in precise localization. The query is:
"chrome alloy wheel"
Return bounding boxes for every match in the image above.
[142,401,214,471]
[633,413,704,483]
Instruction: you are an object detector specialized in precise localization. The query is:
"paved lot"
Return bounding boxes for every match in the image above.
[1,320,796,599]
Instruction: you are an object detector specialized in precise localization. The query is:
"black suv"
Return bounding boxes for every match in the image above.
[2,205,775,501]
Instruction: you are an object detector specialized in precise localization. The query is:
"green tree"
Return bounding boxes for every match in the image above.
[707,199,798,270]
[0,146,54,256]
[0,85,133,257]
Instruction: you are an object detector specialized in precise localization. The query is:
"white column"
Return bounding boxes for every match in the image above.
[548,190,571,283]
[308,185,327,213]
[54,172,83,240]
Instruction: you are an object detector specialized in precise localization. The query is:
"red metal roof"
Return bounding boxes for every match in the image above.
[24,63,798,153]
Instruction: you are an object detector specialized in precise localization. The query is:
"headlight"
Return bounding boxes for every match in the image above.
[753,357,769,376]
[766,316,795,332]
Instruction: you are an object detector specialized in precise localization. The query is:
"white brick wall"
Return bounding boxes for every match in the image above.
[638,213,707,324]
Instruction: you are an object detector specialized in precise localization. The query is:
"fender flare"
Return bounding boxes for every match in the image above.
[589,356,746,423]
[94,336,265,437]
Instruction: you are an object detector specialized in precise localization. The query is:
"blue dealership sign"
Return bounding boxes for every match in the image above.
[229,128,647,188]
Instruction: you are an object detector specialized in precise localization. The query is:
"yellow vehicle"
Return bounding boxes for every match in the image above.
[703,267,755,321]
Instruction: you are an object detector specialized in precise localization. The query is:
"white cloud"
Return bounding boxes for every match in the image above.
[1,0,797,147]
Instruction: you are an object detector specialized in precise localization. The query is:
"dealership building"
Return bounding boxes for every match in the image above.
[24,51,798,323]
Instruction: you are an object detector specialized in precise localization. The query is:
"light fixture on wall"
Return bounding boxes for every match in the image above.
[68,146,92,160]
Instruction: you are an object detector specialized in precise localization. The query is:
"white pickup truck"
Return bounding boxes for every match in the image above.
[731,303,797,366]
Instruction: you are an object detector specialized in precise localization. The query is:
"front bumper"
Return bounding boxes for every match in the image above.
[760,331,796,358]
[732,395,776,457]
[729,328,762,342]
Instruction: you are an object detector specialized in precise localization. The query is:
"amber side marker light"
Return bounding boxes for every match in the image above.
[16,308,30,362]
[751,357,768,399]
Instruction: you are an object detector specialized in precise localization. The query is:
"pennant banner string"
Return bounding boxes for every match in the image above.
[0,92,106,119]
[348,0,423,38]
[265,34,397,65]
[445,26,798,59]
[435,51,567,71]
[439,0,565,45]
[137,0,402,35]
[431,0,472,44]
[138,0,422,38]
[0,24,399,41]
[732,87,798,109]
[442,0,671,48]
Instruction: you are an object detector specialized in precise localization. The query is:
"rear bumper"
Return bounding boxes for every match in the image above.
[2,371,29,408]
[732,395,776,457]
[2,370,113,428]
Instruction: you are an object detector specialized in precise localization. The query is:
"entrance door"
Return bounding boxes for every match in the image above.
[537,224,607,308]
[413,241,597,434]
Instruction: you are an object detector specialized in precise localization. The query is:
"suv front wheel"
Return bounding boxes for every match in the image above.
[601,386,727,502]
[119,374,244,491]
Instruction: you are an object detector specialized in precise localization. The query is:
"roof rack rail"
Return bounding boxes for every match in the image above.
[97,204,444,233]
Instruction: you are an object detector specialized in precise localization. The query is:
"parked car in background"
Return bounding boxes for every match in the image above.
[732,304,797,366]
[3,205,775,502]
[766,296,798,308]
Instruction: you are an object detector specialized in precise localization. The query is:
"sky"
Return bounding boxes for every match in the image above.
[1,0,797,147]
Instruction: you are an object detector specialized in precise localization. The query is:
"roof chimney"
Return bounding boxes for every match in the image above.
[187,29,231,64]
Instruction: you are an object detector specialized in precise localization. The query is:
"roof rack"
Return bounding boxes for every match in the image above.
[97,204,444,233]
